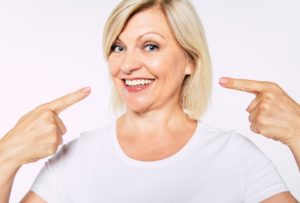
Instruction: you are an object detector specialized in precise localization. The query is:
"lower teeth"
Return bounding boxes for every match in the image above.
[128,84,148,87]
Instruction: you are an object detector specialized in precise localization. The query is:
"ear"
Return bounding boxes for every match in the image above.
[184,59,195,75]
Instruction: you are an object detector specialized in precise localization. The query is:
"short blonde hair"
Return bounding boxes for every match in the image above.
[103,0,212,120]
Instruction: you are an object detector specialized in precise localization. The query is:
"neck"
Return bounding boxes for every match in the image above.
[118,104,196,137]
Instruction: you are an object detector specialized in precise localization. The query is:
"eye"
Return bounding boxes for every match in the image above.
[111,44,125,53]
[144,44,159,52]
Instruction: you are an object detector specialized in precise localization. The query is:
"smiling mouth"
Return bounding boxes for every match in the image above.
[121,78,155,92]
[122,78,155,87]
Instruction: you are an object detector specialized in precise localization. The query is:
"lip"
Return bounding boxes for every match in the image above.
[122,78,155,92]
[122,77,155,80]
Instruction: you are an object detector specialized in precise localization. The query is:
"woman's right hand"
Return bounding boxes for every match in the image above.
[0,87,91,168]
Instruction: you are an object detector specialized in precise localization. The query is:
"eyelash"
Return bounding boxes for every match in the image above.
[110,43,160,53]
[111,44,124,53]
[144,44,159,52]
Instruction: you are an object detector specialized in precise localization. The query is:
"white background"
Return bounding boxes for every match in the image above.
[0,0,299,202]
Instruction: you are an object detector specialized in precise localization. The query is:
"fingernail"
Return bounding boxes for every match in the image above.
[82,87,91,93]
[219,77,228,86]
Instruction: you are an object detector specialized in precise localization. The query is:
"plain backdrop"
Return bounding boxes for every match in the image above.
[0,0,299,202]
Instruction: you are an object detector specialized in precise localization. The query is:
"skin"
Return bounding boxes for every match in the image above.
[0,87,91,203]
[219,77,300,203]
[219,77,300,171]
[0,6,299,203]
[108,7,196,161]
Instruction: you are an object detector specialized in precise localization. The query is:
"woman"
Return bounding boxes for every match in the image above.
[0,0,299,202]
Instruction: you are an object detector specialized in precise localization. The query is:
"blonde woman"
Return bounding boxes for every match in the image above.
[0,0,299,202]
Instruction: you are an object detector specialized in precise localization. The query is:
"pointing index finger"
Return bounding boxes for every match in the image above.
[47,87,91,114]
[219,77,269,94]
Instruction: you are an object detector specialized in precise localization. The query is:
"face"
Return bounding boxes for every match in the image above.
[108,7,194,113]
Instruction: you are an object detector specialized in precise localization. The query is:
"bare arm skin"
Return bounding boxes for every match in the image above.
[20,191,47,203]
[0,87,90,203]
[261,191,299,203]
[0,150,20,203]
[220,77,300,170]
[220,77,300,202]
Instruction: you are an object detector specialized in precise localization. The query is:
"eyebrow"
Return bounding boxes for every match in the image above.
[137,31,166,40]
[116,31,166,44]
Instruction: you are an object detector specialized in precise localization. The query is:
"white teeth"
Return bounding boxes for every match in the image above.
[125,79,154,86]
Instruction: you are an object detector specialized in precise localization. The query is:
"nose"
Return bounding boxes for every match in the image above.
[120,51,141,74]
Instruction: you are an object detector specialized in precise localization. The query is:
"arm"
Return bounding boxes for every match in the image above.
[0,144,20,203]
[288,122,300,170]
[220,77,300,170]
[261,191,299,203]
[0,154,45,203]
[0,87,90,203]
[20,192,47,203]
[219,77,300,202]
[0,140,47,203]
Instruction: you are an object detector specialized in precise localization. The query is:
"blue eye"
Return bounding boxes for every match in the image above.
[145,44,159,52]
[111,44,124,53]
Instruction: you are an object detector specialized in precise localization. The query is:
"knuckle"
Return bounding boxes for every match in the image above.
[265,81,275,87]
[250,124,259,134]
[258,127,267,135]
[248,114,253,122]
[266,82,280,90]
[40,111,56,122]
[59,137,64,145]
[255,128,261,134]
[43,110,55,118]
[255,116,265,125]
[47,145,58,155]
[48,135,60,145]
[262,92,275,101]
[61,127,67,135]
[255,127,262,134]
[45,136,60,154]
[252,123,263,134]
[259,103,269,112]
[35,104,48,112]
[271,82,280,89]
[47,123,58,133]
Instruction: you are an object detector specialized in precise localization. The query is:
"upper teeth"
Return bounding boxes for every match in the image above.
[125,79,153,86]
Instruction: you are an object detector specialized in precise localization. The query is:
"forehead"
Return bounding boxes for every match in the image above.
[119,7,174,40]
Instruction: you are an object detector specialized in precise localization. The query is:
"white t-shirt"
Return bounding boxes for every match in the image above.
[30,121,287,203]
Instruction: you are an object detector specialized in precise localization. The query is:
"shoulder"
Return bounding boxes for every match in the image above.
[76,121,115,148]
[198,123,256,151]
[198,123,288,201]
[52,120,115,163]
[197,123,272,167]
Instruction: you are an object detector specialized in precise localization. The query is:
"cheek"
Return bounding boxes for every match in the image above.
[141,55,160,67]
[158,49,185,70]
[142,55,171,77]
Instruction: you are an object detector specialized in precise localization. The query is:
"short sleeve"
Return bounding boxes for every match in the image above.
[232,132,288,203]
[30,139,78,203]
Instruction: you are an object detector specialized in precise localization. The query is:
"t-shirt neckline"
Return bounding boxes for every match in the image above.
[110,120,202,167]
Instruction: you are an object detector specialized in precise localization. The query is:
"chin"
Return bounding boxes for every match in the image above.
[125,100,152,115]
[126,105,149,114]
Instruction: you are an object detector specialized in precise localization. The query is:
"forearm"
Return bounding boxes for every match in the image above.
[287,104,300,171]
[289,138,300,171]
[0,140,21,203]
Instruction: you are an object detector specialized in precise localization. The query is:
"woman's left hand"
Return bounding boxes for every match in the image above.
[219,77,300,147]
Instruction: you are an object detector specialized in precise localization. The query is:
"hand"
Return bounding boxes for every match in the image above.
[219,77,300,147]
[0,87,91,167]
